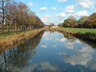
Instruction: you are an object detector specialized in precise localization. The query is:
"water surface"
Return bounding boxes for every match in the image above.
[0,31,96,72]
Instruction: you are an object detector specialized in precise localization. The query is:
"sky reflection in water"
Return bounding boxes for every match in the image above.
[0,31,96,72]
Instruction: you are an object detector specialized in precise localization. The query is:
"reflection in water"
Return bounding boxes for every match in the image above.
[0,31,96,72]
[0,31,44,72]
[63,33,96,48]
[40,43,47,48]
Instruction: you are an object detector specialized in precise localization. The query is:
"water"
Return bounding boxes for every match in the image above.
[0,31,96,72]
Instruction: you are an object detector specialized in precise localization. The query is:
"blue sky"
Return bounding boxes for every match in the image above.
[19,0,96,25]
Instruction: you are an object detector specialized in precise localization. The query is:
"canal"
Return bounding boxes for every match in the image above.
[0,31,96,72]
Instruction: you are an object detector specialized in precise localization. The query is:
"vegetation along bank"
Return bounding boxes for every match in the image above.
[0,28,45,49]
[55,28,96,42]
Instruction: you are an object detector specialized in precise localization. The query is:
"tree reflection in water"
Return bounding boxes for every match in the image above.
[0,31,44,72]
[63,33,96,48]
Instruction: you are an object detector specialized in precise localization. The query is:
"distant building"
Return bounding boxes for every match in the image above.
[52,26,59,28]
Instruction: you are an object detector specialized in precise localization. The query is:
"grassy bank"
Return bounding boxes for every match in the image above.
[55,28,96,42]
[62,28,96,34]
[0,28,45,49]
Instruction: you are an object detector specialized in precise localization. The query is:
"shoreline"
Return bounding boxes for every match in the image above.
[55,28,96,42]
[0,28,45,49]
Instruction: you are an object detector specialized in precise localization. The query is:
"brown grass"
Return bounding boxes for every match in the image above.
[0,27,45,49]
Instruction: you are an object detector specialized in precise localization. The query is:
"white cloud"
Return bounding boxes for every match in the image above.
[64,41,75,49]
[56,38,66,42]
[76,39,81,44]
[40,7,47,12]
[75,11,89,17]
[51,7,57,11]
[40,43,47,48]
[76,46,94,54]
[64,53,92,66]
[77,2,92,9]
[65,5,75,13]
[21,64,38,72]
[43,15,53,18]
[41,18,48,23]
[21,61,58,72]
[76,0,96,9]
[56,13,66,18]
[28,2,33,6]
[38,62,58,71]
[42,31,66,42]
[41,17,52,25]
[64,46,94,66]
[58,0,67,2]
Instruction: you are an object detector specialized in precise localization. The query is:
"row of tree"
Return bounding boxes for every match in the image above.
[0,0,45,32]
[58,12,96,28]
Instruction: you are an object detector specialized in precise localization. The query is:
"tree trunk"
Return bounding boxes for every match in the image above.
[22,24,23,31]
[15,23,18,31]
[2,0,4,33]
[8,24,9,32]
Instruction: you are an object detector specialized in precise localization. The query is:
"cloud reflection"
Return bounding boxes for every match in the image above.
[43,31,66,42]
[64,46,95,70]
[58,52,67,55]
[38,61,58,71]
[56,38,66,42]
[20,61,58,72]
[51,44,57,48]
[64,41,75,49]
[40,43,47,48]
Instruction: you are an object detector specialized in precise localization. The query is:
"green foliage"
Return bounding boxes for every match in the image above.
[59,12,96,28]
[87,13,96,28]
[78,16,88,28]
[0,0,45,33]
[62,16,78,28]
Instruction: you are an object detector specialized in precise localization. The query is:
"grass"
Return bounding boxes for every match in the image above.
[0,28,45,48]
[0,29,33,40]
[61,28,96,34]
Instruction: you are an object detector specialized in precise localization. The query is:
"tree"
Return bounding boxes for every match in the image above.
[62,15,78,28]
[5,2,13,32]
[78,16,88,28]
[51,23,55,26]
[58,23,63,27]
[87,12,96,28]
[0,1,45,33]
[0,0,11,32]
[68,15,78,28]
[62,19,69,27]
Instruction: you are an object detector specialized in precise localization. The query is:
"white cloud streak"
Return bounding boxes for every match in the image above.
[28,2,33,6]
[58,0,67,2]
[40,7,47,12]
[51,7,57,11]
[65,5,75,13]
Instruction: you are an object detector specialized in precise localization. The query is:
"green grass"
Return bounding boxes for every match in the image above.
[61,28,96,34]
[0,29,34,40]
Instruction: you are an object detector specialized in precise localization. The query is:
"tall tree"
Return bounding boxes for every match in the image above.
[0,0,11,32]
[87,12,96,28]
[62,15,78,28]
[78,16,88,28]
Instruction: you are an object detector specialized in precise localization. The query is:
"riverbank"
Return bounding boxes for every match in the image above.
[62,28,96,34]
[0,28,45,49]
[55,28,96,42]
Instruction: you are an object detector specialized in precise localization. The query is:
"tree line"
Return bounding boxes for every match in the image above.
[0,0,45,33]
[58,12,96,28]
